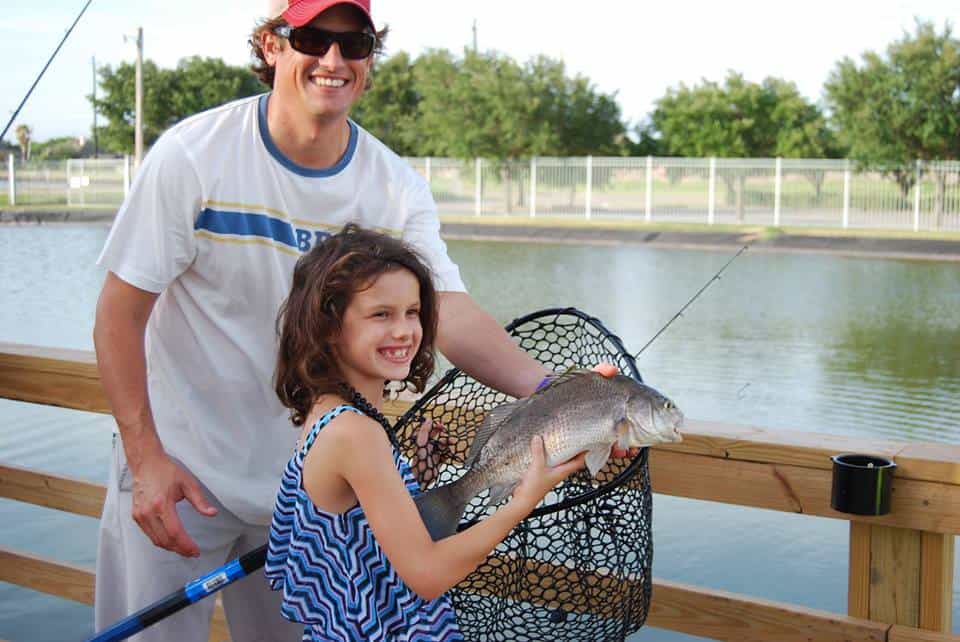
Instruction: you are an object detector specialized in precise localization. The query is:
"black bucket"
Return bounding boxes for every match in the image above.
[830,454,896,516]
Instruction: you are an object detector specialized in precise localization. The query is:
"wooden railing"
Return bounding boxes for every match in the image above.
[1,343,958,642]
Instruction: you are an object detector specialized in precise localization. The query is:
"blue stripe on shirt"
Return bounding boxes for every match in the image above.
[195,209,297,248]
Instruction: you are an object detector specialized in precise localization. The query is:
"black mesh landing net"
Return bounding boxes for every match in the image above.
[392,308,653,642]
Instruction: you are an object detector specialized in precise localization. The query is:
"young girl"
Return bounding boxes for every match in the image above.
[265,224,585,641]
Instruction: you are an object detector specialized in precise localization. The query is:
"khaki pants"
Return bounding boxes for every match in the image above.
[94,435,302,642]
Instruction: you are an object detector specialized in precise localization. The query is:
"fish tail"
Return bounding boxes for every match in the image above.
[414,476,474,541]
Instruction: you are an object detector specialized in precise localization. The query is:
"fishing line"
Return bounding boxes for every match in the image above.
[633,243,751,358]
[0,0,94,144]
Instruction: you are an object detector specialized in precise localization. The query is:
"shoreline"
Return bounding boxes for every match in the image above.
[438,221,960,262]
[5,208,960,262]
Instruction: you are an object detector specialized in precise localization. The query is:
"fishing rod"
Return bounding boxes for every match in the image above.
[633,243,751,358]
[1,0,94,143]
[86,545,266,642]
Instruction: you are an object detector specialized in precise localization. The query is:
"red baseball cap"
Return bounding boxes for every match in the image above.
[268,0,373,28]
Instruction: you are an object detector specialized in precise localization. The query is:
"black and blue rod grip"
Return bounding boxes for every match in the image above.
[86,544,267,642]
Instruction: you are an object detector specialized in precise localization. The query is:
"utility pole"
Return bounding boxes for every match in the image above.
[472,19,477,52]
[134,27,143,169]
[91,55,99,158]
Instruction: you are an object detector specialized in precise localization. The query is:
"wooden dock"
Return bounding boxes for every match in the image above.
[1,343,959,642]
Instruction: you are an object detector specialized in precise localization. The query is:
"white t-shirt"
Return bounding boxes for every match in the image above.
[98,94,466,524]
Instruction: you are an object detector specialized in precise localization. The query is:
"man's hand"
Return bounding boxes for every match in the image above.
[590,362,640,459]
[130,452,218,557]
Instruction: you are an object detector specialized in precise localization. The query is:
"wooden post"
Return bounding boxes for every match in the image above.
[848,522,953,633]
[919,532,954,631]
[848,521,871,618]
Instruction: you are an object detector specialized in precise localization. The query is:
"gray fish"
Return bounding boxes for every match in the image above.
[414,369,684,540]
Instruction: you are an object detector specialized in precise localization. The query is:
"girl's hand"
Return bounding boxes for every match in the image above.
[512,435,586,512]
[412,417,452,488]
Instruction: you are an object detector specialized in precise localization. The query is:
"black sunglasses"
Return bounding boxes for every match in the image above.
[273,25,376,60]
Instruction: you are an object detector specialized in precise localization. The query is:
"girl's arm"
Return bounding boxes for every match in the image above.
[307,412,584,601]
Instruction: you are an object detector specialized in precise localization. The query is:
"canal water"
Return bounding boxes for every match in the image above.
[1,224,958,641]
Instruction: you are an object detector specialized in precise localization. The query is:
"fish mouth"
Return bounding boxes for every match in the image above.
[662,413,684,443]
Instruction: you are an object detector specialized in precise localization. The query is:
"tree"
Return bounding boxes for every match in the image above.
[650,72,838,219]
[825,21,959,225]
[32,136,94,160]
[365,48,626,211]
[14,124,31,161]
[91,57,262,154]
[352,51,422,156]
[356,48,627,160]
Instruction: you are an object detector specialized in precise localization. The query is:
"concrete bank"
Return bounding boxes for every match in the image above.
[5,208,960,262]
[0,208,115,225]
[439,219,960,262]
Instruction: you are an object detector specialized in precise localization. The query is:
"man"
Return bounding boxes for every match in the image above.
[92,1,560,639]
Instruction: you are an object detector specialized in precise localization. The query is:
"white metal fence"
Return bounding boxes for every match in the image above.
[4,154,960,231]
[3,154,131,208]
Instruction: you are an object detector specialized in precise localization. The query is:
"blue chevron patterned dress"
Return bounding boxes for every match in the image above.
[265,404,464,642]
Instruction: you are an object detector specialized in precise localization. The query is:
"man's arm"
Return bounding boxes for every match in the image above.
[436,292,550,399]
[94,272,216,557]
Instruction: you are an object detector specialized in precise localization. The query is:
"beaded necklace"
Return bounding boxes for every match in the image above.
[342,385,401,449]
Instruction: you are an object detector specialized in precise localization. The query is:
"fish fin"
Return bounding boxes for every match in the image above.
[414,479,472,541]
[465,399,525,468]
[535,367,595,394]
[585,444,613,477]
[485,481,517,508]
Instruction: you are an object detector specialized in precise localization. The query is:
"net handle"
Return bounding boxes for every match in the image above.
[394,306,649,522]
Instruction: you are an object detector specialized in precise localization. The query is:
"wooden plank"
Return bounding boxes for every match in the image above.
[4,443,960,539]
[466,554,888,641]
[0,543,911,642]
[647,577,888,642]
[659,419,905,471]
[919,532,954,632]
[870,525,921,626]
[209,597,230,642]
[889,624,960,641]
[6,345,960,486]
[649,450,960,535]
[849,521,871,618]
[897,444,960,486]
[0,463,106,518]
[0,345,109,414]
[0,343,98,363]
[382,398,413,422]
[0,546,95,605]
[662,419,960,487]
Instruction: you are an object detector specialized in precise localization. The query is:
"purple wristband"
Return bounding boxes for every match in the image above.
[534,375,553,392]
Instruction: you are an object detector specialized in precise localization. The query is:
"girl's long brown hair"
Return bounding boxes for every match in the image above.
[274,224,438,426]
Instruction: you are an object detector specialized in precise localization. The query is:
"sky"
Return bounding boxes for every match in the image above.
[1,0,956,143]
